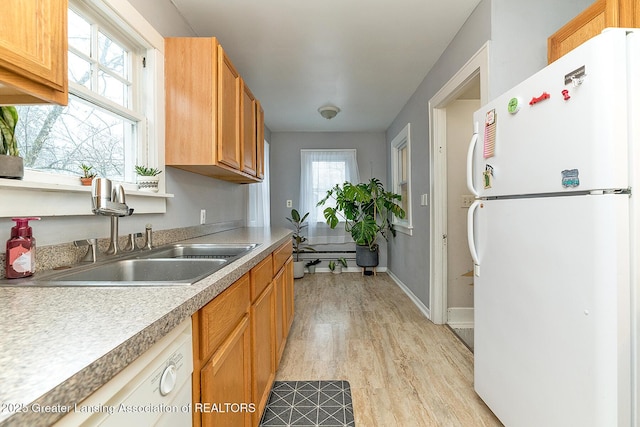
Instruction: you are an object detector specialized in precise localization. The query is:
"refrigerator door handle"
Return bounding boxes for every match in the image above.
[466,122,479,196]
[467,200,481,275]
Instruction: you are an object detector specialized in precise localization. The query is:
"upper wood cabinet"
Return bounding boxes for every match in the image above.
[165,37,263,184]
[548,0,640,63]
[0,0,68,105]
[218,45,242,170]
[241,81,257,176]
[256,101,265,179]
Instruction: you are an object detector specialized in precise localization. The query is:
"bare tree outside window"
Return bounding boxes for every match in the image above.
[15,6,138,182]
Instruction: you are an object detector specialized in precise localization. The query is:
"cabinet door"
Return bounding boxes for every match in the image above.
[284,257,295,333]
[200,274,250,362]
[251,282,275,424]
[241,81,257,176]
[165,37,217,166]
[256,101,265,179]
[217,45,241,169]
[201,315,252,427]
[273,267,286,366]
[0,0,68,104]
[547,0,637,63]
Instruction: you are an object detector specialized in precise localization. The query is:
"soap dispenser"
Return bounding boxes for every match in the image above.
[5,217,40,279]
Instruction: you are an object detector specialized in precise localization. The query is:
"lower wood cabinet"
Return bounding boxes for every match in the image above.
[249,253,275,425]
[193,240,294,427]
[200,315,252,427]
[284,258,294,333]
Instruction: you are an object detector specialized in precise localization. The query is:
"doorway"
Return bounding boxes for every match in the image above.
[428,44,489,348]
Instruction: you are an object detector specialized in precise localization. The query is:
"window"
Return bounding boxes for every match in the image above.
[391,124,413,235]
[16,3,144,183]
[247,141,271,227]
[1,0,166,217]
[299,150,359,242]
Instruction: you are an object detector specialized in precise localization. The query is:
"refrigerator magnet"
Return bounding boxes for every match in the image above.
[483,110,497,159]
[483,164,494,189]
[561,169,579,188]
[507,97,522,114]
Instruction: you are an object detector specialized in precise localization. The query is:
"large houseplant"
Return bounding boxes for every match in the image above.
[0,106,24,179]
[318,178,405,269]
[286,208,315,279]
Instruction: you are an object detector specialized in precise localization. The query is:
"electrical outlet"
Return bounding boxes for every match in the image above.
[200,209,206,224]
[460,195,475,208]
[421,194,428,206]
[286,200,292,208]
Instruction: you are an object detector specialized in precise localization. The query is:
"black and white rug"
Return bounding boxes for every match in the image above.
[259,380,355,427]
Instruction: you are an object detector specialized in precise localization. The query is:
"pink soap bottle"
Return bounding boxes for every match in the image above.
[5,217,41,279]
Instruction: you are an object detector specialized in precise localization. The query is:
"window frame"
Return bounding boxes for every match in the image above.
[299,149,360,244]
[0,0,169,217]
[391,123,413,236]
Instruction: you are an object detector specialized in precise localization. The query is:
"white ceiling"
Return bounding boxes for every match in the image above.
[169,0,482,132]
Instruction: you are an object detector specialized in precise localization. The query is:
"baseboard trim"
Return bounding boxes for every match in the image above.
[386,270,431,320]
[305,267,387,274]
[447,307,474,328]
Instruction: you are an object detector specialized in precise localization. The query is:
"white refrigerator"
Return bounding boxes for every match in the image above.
[467,28,638,426]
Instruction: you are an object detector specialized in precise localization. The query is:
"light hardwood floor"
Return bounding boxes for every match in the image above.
[275,273,503,426]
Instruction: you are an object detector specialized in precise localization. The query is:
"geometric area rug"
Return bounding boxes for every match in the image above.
[259,380,355,426]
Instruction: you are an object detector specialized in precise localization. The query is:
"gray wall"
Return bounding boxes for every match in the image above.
[269,132,388,263]
[385,0,492,306]
[385,0,592,309]
[488,0,595,99]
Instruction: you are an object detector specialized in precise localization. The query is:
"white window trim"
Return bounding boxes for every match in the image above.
[0,0,170,217]
[391,123,413,236]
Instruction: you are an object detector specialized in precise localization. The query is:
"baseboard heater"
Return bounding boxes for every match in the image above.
[297,251,356,262]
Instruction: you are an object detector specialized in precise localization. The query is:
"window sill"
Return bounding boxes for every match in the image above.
[394,223,413,236]
[0,178,173,217]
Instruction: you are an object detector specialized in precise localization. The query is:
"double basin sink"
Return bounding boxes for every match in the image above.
[6,243,260,287]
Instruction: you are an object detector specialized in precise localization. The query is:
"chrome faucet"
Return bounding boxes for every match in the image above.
[91,178,133,217]
[91,178,134,255]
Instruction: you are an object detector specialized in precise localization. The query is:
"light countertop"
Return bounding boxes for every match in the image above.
[0,226,292,427]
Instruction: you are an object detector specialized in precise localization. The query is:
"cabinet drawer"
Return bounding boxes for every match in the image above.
[199,274,250,361]
[251,254,273,302]
[273,240,292,273]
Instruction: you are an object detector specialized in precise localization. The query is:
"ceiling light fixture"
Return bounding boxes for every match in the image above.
[318,105,340,120]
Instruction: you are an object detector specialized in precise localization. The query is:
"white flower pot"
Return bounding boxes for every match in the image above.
[137,176,159,192]
[293,261,305,279]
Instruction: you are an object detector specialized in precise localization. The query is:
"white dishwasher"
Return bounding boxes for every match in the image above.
[55,318,193,427]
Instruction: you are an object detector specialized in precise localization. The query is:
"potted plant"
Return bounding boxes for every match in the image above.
[79,163,97,185]
[286,208,315,279]
[305,259,320,274]
[328,257,347,274]
[135,165,162,192]
[0,106,23,179]
[318,178,406,271]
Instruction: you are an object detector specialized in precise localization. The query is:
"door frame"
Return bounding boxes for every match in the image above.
[427,43,489,325]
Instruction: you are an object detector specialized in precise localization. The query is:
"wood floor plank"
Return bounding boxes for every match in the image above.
[275,272,503,426]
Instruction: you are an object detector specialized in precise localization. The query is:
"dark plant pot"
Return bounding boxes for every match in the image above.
[0,155,24,179]
[356,244,379,267]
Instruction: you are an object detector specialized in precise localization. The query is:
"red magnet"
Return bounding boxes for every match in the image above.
[529,92,550,105]
[562,89,570,101]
